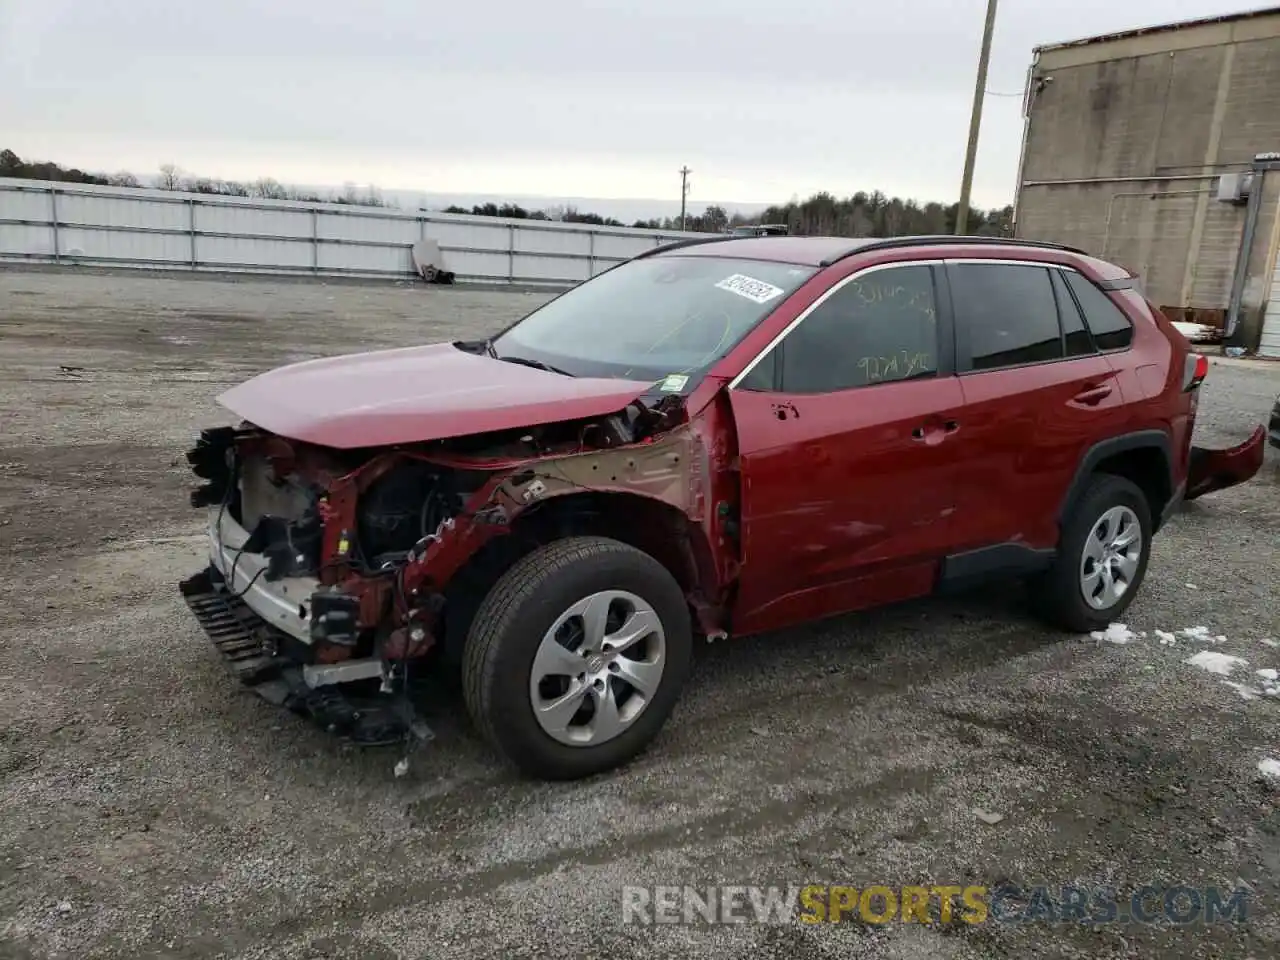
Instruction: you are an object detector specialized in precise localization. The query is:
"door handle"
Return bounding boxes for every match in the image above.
[912,419,960,441]
[1072,384,1113,406]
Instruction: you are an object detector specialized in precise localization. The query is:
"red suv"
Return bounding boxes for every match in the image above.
[180,235,1266,779]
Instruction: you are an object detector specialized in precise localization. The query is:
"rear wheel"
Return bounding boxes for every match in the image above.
[461,536,692,779]
[1032,473,1152,632]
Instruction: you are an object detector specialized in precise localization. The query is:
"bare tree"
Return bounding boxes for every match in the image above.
[252,177,289,200]
[156,164,183,190]
[108,171,140,188]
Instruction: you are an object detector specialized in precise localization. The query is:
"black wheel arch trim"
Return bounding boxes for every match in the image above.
[1057,429,1173,528]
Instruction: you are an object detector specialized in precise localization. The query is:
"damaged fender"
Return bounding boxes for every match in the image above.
[393,421,733,645]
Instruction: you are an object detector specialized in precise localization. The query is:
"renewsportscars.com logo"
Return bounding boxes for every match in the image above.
[621,884,1251,926]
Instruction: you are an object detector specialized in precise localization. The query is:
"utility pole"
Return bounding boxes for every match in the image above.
[955,0,998,235]
[679,166,691,231]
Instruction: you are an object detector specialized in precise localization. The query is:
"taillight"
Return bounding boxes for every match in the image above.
[1183,353,1209,391]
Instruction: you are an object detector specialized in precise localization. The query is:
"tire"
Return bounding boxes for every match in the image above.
[1031,473,1153,633]
[461,536,692,780]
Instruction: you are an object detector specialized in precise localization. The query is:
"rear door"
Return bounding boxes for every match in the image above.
[727,261,966,636]
[945,260,1129,554]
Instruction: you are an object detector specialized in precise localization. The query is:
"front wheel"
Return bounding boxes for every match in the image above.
[1031,473,1152,633]
[461,536,692,780]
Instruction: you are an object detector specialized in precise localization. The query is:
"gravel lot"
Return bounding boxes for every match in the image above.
[2,267,1279,960]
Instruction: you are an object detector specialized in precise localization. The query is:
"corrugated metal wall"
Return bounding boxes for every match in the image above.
[1261,248,1280,358]
[0,179,710,285]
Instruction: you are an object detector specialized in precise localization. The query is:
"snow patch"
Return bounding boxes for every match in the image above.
[1258,759,1280,783]
[1185,651,1248,676]
[1090,623,1143,644]
[1223,682,1262,701]
[1155,630,1177,647]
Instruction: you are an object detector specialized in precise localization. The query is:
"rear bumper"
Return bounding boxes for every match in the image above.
[1185,424,1267,502]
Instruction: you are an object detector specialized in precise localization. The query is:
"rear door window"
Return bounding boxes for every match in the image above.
[951,263,1063,371]
[1064,272,1135,351]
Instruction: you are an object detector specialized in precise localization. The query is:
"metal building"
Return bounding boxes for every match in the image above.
[1013,7,1280,356]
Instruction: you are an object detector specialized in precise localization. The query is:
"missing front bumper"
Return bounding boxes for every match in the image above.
[179,567,432,747]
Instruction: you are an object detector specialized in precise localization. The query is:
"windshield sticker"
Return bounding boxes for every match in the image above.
[715,273,785,305]
[658,373,689,393]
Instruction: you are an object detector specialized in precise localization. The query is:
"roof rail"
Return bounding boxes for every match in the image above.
[819,235,1089,266]
[632,235,740,259]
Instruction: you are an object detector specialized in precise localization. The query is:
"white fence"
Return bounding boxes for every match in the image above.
[0,178,710,286]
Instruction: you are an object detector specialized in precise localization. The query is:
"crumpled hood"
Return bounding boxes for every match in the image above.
[217,342,656,449]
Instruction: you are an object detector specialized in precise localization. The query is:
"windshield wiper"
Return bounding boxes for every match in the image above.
[490,349,574,377]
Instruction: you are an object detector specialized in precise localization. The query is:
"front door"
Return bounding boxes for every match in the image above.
[727,262,966,637]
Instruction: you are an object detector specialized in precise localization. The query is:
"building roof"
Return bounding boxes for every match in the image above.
[1035,5,1280,53]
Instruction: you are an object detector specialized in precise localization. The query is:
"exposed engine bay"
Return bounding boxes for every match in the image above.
[179,392,730,746]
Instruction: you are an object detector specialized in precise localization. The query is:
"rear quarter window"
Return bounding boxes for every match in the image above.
[1065,272,1134,351]
[1050,269,1096,357]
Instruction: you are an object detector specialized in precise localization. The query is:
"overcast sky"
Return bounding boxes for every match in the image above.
[0,0,1268,213]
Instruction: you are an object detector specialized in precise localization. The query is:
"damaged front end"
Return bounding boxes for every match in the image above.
[181,424,444,744]
[178,393,721,746]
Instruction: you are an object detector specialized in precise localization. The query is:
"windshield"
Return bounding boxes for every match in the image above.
[491,256,815,387]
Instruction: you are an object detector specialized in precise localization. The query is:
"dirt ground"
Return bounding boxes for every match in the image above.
[1,267,1279,960]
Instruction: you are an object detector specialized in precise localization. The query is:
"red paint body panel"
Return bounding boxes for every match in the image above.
[217,342,654,449]
[950,355,1128,552]
[728,378,966,636]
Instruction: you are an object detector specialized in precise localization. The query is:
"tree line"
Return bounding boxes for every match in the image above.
[447,194,1011,238]
[442,202,627,227]
[0,149,390,207]
[630,194,1013,237]
[1,148,1014,236]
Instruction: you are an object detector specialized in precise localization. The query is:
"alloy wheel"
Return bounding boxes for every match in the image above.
[1079,505,1143,610]
[528,590,667,747]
